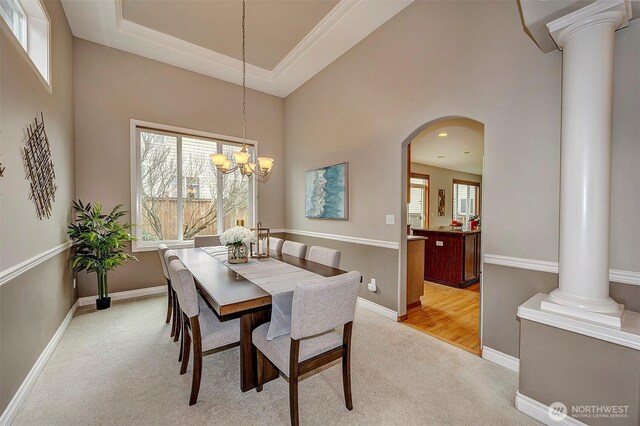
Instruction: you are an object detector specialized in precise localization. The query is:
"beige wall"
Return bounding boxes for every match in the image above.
[410,162,482,229]
[73,39,285,297]
[0,0,75,414]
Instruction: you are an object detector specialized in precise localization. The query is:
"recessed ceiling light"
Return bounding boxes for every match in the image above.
[438,132,448,137]
[437,155,445,158]
[464,151,470,154]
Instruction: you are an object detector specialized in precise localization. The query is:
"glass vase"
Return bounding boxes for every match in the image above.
[228,244,249,264]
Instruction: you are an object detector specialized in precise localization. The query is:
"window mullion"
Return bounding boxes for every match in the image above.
[177,136,184,242]
[217,141,224,234]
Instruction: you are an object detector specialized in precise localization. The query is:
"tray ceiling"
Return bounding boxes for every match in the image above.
[61,0,414,97]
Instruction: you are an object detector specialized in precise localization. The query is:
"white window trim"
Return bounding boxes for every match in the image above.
[0,0,51,92]
[129,119,259,252]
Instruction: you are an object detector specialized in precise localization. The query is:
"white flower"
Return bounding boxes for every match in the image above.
[220,226,256,246]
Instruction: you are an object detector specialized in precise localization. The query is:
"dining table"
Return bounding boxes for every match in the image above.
[173,246,352,392]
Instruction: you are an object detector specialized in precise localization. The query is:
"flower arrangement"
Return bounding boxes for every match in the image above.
[220,226,255,264]
[220,226,256,247]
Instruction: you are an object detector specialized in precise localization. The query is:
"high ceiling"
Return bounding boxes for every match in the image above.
[411,118,484,176]
[61,0,414,97]
[121,0,339,71]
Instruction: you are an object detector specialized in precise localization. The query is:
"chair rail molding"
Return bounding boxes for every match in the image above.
[483,254,640,286]
[0,241,73,286]
[284,229,399,250]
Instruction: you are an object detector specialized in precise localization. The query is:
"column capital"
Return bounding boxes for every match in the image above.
[547,0,631,49]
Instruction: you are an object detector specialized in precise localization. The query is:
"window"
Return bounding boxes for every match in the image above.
[0,0,26,46]
[452,180,480,225]
[408,174,429,229]
[0,0,50,88]
[132,122,255,251]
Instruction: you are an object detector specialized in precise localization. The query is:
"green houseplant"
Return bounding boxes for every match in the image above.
[68,200,137,310]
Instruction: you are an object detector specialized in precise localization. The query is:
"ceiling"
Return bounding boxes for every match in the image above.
[411,118,484,176]
[121,0,339,71]
[61,0,414,97]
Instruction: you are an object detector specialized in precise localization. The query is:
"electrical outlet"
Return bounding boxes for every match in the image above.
[73,278,77,288]
[367,278,377,292]
[385,214,395,225]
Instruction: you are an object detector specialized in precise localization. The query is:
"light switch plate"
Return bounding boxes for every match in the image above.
[385,214,395,225]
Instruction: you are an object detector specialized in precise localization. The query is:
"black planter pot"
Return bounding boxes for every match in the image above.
[96,297,111,310]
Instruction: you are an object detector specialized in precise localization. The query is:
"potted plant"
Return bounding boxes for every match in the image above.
[68,200,137,310]
[219,225,256,264]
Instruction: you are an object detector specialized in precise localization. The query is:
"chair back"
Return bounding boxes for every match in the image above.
[308,246,341,268]
[168,259,200,318]
[194,235,221,248]
[290,271,361,340]
[282,241,307,258]
[269,237,284,254]
[158,244,170,279]
[163,250,180,288]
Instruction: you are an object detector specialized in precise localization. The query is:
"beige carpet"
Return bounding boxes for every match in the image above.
[13,295,538,425]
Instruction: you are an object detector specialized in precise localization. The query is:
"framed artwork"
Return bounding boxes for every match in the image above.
[305,162,348,220]
[438,189,446,216]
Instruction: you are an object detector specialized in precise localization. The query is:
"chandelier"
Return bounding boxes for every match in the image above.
[209,0,274,177]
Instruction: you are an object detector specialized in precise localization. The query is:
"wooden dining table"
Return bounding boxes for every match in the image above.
[173,247,350,392]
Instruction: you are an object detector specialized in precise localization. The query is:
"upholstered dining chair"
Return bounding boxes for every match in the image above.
[269,236,284,254]
[252,271,361,426]
[157,244,173,326]
[307,246,341,269]
[194,234,221,248]
[168,259,241,405]
[282,241,307,259]
[162,249,182,343]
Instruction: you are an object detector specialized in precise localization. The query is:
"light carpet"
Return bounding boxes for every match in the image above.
[12,295,538,425]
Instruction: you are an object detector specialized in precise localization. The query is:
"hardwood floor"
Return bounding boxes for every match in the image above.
[402,281,480,355]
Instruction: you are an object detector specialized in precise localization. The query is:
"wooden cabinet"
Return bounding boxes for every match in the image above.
[406,237,426,309]
[411,229,481,288]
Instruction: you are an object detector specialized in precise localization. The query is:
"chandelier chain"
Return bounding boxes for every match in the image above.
[242,0,246,144]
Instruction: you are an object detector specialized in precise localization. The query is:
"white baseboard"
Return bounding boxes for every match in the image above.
[78,285,166,306]
[356,297,398,321]
[0,300,79,426]
[516,391,587,426]
[482,346,520,372]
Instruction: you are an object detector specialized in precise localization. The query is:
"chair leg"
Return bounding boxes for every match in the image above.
[180,315,191,375]
[165,279,172,324]
[178,321,183,362]
[289,339,300,426]
[342,322,354,411]
[189,317,202,406]
[256,349,264,392]
[173,298,181,343]
[170,291,177,338]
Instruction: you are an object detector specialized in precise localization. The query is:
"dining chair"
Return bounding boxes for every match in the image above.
[307,246,341,269]
[164,250,182,344]
[282,240,307,259]
[168,258,241,406]
[269,236,284,254]
[252,271,361,426]
[194,234,221,248]
[157,244,173,326]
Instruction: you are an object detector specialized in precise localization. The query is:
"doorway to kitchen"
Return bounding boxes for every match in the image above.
[401,117,484,355]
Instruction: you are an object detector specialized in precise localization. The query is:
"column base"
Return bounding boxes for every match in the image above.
[541,289,624,328]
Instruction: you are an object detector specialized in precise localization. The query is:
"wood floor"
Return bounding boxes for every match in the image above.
[402,281,480,355]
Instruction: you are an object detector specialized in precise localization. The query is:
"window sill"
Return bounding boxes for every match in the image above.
[132,241,195,253]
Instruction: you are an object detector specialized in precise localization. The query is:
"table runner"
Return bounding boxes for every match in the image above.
[201,246,322,339]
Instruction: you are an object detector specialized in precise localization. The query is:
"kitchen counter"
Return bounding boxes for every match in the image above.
[407,235,428,241]
[411,227,480,235]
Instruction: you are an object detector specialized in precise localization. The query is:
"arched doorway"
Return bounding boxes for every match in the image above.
[398,117,484,355]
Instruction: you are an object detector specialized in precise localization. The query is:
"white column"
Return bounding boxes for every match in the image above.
[541,1,630,328]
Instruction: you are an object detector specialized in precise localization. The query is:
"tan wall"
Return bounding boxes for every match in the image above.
[410,162,482,229]
[73,39,285,297]
[0,0,75,414]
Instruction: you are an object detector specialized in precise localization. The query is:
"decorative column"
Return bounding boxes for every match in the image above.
[541,0,631,328]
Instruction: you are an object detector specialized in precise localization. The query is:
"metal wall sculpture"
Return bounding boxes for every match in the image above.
[23,113,57,219]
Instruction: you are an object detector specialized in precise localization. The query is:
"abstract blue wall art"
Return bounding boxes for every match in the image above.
[305,162,348,220]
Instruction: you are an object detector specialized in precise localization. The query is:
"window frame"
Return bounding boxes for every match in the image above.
[130,119,258,252]
[452,179,480,224]
[409,173,429,229]
[0,0,50,91]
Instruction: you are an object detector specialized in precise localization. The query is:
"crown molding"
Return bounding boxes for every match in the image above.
[61,0,414,97]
